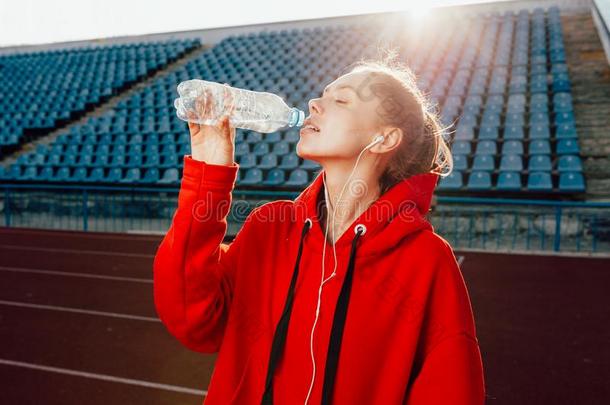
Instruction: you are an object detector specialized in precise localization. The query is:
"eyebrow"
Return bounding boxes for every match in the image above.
[323,84,355,95]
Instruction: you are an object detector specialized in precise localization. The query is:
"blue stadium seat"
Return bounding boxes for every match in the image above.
[557,155,582,172]
[285,169,309,186]
[259,154,278,169]
[72,167,88,182]
[263,168,285,186]
[558,172,585,192]
[278,154,299,170]
[121,168,141,183]
[301,159,320,170]
[529,140,551,155]
[141,168,160,184]
[467,171,492,190]
[88,168,105,183]
[527,172,553,191]
[529,124,550,139]
[238,154,257,169]
[478,126,498,140]
[497,172,522,191]
[556,139,580,155]
[556,122,577,139]
[37,167,54,181]
[159,168,179,185]
[503,125,525,140]
[499,155,523,171]
[106,168,123,182]
[475,141,497,155]
[438,171,463,190]
[453,154,468,170]
[502,140,524,155]
[253,143,269,156]
[54,167,71,182]
[529,155,552,171]
[239,168,263,185]
[451,141,471,155]
[472,155,495,171]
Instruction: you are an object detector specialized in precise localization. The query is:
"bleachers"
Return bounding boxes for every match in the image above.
[433,6,585,193]
[0,39,201,156]
[0,6,587,195]
[0,24,378,187]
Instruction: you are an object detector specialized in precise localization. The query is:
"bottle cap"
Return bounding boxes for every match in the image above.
[289,108,305,127]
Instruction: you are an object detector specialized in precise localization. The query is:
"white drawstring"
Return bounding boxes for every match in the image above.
[303,138,377,405]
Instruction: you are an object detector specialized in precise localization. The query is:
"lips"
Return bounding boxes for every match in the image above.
[301,118,320,133]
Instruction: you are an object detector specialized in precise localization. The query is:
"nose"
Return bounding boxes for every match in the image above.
[308,97,322,115]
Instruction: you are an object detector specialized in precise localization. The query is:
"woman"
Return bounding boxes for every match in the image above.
[153,54,486,405]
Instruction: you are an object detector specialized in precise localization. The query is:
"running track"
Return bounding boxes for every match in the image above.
[0,227,608,404]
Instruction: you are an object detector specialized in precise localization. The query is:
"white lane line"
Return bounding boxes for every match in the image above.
[0,300,160,322]
[0,266,152,283]
[457,255,465,266]
[0,244,154,258]
[0,358,207,396]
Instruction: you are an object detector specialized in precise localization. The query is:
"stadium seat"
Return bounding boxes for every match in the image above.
[500,155,523,171]
[263,168,285,186]
[159,168,179,184]
[239,168,263,185]
[285,169,309,186]
[556,139,580,155]
[476,141,497,155]
[141,168,160,184]
[557,155,582,172]
[472,155,495,171]
[453,154,468,171]
[529,140,551,155]
[556,122,578,139]
[278,154,299,170]
[238,154,257,169]
[88,168,105,183]
[503,125,525,140]
[527,172,553,191]
[558,172,585,192]
[451,141,471,155]
[529,124,551,139]
[497,172,522,190]
[301,159,320,170]
[259,154,278,169]
[529,155,552,171]
[438,171,463,190]
[467,171,492,190]
[121,168,141,183]
[502,140,524,155]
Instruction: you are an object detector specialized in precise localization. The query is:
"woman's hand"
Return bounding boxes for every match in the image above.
[187,83,236,166]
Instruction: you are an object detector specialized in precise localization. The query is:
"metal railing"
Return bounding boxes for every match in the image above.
[1,183,609,254]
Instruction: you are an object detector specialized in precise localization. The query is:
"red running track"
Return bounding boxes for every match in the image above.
[0,227,608,404]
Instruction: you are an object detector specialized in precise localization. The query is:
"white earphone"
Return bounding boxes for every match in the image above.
[304,133,384,405]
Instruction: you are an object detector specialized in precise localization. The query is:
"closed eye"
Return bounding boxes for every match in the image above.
[335,99,348,104]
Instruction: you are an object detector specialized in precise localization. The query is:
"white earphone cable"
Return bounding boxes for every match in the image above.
[303,135,383,405]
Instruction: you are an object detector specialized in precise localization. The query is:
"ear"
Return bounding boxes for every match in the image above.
[372,127,402,153]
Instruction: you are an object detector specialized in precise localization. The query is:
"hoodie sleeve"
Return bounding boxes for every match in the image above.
[404,238,486,405]
[153,155,246,354]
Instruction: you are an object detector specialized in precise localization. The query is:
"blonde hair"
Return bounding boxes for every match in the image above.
[344,48,454,195]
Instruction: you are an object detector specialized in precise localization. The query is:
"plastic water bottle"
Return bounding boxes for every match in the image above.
[173,79,305,133]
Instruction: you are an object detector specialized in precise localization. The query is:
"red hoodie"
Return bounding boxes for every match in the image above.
[153,155,486,405]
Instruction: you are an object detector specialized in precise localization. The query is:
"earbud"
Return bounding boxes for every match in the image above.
[369,134,385,147]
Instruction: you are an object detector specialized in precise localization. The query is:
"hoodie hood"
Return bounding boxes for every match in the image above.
[293,169,439,255]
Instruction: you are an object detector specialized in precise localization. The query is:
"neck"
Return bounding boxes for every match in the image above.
[319,159,382,244]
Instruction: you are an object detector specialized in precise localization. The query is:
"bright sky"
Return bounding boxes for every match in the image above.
[0,0,507,48]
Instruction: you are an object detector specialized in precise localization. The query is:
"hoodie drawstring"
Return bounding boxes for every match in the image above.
[261,218,312,405]
[321,223,365,405]
[261,220,365,405]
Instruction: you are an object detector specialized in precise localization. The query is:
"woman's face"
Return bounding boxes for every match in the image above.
[296,71,386,163]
